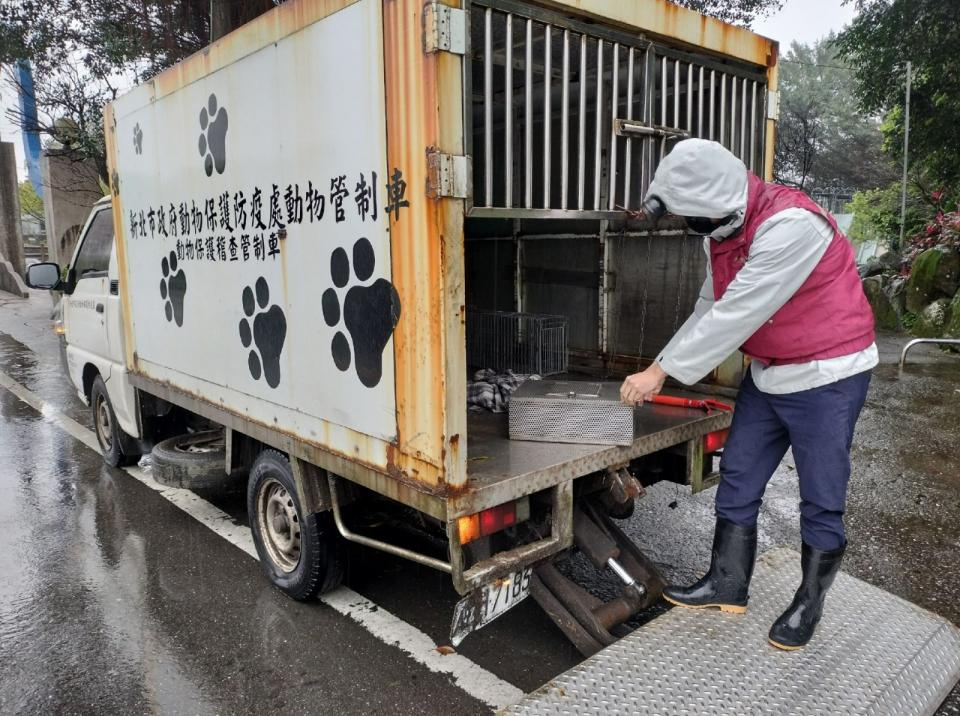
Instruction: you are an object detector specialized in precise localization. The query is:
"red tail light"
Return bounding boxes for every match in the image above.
[458,499,529,545]
[704,428,729,453]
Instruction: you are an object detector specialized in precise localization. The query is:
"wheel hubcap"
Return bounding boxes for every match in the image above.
[257,478,301,573]
[95,396,112,450]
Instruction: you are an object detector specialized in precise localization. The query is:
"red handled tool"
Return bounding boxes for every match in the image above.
[647,394,733,414]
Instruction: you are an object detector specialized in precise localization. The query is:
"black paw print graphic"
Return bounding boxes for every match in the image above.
[198,93,228,177]
[239,277,287,389]
[159,251,187,327]
[322,238,401,389]
[133,123,143,155]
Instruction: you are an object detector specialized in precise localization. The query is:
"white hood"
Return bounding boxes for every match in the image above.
[644,139,748,220]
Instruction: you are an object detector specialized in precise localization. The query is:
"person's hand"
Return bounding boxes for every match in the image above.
[620,362,668,404]
[616,204,646,221]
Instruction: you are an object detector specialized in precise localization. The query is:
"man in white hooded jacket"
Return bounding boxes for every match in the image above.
[620,139,877,650]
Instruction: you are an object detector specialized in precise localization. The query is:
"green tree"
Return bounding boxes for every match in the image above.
[673,0,783,26]
[18,181,44,223]
[0,0,280,179]
[834,0,960,191]
[774,36,894,192]
[845,181,926,245]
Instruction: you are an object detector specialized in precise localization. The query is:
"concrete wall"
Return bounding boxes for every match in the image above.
[40,150,103,266]
[0,142,25,278]
[0,254,28,297]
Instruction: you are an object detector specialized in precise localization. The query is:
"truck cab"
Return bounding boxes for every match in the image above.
[28,196,141,465]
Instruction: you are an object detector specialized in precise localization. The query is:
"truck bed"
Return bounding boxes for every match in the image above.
[459,397,732,514]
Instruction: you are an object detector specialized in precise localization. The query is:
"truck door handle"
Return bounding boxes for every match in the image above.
[96,303,105,314]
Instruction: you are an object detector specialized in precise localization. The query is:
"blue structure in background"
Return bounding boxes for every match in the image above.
[15,60,43,199]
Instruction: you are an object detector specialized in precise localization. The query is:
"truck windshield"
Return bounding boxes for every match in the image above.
[73,209,114,278]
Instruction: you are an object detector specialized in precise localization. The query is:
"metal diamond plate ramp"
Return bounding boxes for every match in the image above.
[504,547,960,716]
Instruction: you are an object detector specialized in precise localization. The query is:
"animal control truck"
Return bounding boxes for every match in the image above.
[28,0,774,649]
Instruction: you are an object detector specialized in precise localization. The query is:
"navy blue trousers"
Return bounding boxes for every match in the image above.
[715,369,871,551]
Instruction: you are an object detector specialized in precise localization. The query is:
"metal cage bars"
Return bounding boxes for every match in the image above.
[468,1,770,219]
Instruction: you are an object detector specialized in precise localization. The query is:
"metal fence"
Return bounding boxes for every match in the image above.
[466,309,569,375]
[467,0,769,219]
[810,187,854,215]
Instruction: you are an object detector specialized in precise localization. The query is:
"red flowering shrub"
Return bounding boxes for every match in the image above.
[903,191,960,263]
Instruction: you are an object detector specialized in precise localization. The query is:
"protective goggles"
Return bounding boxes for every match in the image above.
[683,216,719,235]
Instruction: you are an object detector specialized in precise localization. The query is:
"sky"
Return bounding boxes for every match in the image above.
[0,77,27,182]
[752,0,859,51]
[1,0,859,185]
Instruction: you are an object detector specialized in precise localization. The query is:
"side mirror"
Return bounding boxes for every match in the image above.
[26,262,62,291]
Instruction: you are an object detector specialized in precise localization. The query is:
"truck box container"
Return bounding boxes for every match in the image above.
[102,0,777,600]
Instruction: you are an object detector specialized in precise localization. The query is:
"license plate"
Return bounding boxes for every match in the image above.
[450,567,533,646]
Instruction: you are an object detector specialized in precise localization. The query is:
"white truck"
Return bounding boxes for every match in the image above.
[27,0,773,649]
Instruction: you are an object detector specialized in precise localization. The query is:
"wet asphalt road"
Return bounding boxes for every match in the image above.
[1,291,958,715]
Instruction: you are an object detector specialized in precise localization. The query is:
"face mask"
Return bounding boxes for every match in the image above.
[708,217,744,241]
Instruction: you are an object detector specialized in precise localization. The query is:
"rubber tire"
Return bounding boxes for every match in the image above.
[91,375,139,467]
[248,449,344,600]
[151,430,229,490]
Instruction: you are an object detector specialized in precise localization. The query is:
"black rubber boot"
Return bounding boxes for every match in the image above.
[768,542,845,650]
[662,518,757,614]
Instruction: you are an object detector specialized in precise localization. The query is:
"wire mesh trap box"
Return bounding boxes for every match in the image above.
[509,380,635,446]
[466,309,569,376]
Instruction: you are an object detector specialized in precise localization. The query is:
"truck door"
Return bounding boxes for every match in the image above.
[64,207,115,381]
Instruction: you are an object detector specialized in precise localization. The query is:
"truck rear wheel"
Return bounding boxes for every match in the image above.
[248,450,344,600]
[91,375,140,467]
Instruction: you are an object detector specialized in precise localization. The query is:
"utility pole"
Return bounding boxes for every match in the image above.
[897,60,912,253]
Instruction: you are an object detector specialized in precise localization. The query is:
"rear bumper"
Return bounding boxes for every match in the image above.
[448,481,573,595]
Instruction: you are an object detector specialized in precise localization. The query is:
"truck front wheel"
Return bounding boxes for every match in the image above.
[91,375,140,467]
[248,450,344,600]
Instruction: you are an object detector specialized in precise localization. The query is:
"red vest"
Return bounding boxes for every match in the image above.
[710,174,875,365]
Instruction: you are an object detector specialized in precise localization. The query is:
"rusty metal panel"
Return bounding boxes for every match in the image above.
[538,0,776,69]
[383,0,467,487]
[103,104,135,371]
[605,231,705,363]
[521,239,600,351]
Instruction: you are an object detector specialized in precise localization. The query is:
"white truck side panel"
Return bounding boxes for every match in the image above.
[112,0,399,451]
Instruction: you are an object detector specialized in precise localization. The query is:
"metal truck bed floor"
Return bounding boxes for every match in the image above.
[461,400,730,513]
[504,547,960,716]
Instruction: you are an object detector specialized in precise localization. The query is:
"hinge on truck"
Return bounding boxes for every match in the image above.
[766,89,781,121]
[423,3,466,55]
[426,149,470,199]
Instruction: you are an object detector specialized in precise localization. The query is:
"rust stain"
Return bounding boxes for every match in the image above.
[103,103,138,370]
[383,0,448,487]
[138,367,453,489]
[541,0,776,69]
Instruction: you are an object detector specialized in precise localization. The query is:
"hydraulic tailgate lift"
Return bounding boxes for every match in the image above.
[504,547,960,716]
